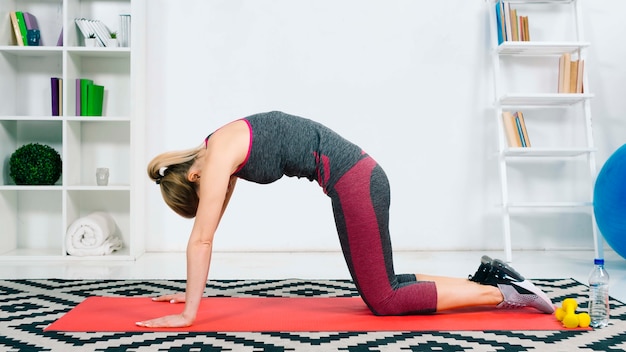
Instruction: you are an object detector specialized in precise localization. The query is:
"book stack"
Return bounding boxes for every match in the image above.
[502,111,530,148]
[558,53,584,93]
[76,79,104,116]
[495,1,530,45]
[10,11,40,46]
[75,18,114,47]
[51,78,63,116]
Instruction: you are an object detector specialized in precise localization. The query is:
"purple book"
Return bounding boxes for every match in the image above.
[51,77,59,116]
[23,12,42,46]
[76,79,81,116]
[23,12,39,29]
[57,28,63,46]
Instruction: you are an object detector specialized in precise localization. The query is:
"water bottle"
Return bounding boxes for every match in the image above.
[588,258,610,328]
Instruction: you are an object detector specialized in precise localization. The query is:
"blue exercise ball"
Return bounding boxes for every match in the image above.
[594,144,626,260]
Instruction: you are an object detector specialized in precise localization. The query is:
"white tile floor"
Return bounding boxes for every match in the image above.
[1,250,625,303]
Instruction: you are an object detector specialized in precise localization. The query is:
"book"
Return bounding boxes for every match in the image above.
[15,12,29,46]
[563,53,572,93]
[495,2,531,44]
[23,12,39,31]
[502,111,531,148]
[514,115,526,147]
[10,12,25,46]
[557,53,584,93]
[502,111,522,147]
[79,79,94,116]
[57,28,63,46]
[86,84,104,116]
[514,111,531,147]
[576,59,585,93]
[75,18,113,47]
[510,9,519,41]
[558,53,572,93]
[59,78,63,116]
[22,12,40,46]
[495,2,505,45]
[523,16,530,41]
[75,18,94,46]
[76,79,105,116]
[569,60,579,94]
[10,12,23,46]
[75,79,81,116]
[92,20,112,46]
[51,78,59,116]
[503,2,512,42]
[519,16,530,41]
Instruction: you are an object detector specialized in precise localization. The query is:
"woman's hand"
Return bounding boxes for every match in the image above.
[134,293,190,328]
[135,293,191,328]
[135,313,193,328]
[150,292,186,304]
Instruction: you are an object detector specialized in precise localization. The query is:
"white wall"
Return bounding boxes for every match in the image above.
[144,0,626,253]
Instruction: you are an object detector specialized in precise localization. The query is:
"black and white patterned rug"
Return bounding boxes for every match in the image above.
[1,278,625,351]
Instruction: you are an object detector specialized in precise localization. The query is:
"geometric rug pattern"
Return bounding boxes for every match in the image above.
[1,278,626,351]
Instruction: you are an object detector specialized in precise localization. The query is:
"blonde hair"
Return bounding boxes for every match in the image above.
[147,143,205,218]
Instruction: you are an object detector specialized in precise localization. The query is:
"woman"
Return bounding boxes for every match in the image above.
[137,111,554,328]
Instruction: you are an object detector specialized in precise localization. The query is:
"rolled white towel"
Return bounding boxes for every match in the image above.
[66,212,124,256]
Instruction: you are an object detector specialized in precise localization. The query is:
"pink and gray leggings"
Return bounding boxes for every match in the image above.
[328,155,437,315]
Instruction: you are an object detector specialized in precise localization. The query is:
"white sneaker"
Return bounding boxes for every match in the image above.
[469,255,555,314]
[496,279,555,314]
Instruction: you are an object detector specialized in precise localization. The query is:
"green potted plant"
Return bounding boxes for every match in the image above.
[108,31,119,47]
[9,143,62,185]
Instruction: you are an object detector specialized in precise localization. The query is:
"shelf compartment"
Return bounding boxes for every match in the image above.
[66,0,131,47]
[0,189,63,256]
[0,50,62,116]
[65,189,130,258]
[504,159,594,205]
[66,52,131,117]
[65,120,130,187]
[0,119,63,185]
[0,0,64,47]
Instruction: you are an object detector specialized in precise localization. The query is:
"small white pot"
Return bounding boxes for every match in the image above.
[84,38,97,47]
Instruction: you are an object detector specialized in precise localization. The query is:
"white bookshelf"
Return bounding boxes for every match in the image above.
[0,0,146,261]
[488,0,601,262]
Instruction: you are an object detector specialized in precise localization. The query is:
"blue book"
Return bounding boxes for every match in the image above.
[514,116,527,147]
[495,1,504,45]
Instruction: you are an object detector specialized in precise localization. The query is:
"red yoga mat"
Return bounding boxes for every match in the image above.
[45,297,580,332]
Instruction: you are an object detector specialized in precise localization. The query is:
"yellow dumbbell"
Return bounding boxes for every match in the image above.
[555,298,590,328]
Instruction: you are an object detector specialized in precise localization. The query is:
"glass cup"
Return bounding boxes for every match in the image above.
[96,168,109,186]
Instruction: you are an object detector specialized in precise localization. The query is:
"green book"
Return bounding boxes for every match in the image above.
[15,12,28,46]
[79,79,94,116]
[86,84,104,116]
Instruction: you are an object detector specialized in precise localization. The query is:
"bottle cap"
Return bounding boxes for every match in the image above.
[594,258,604,265]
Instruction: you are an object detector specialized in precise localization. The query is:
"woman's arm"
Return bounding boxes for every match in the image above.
[135,161,231,328]
[136,121,249,328]
[138,177,238,309]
